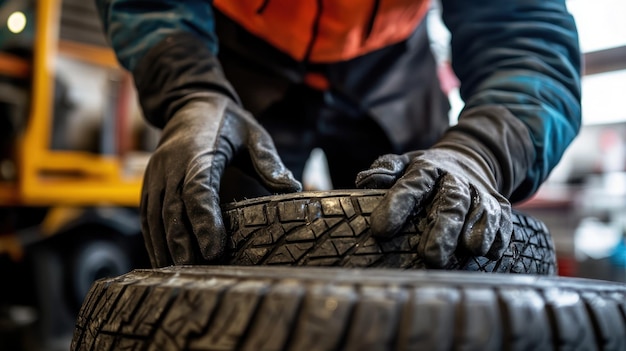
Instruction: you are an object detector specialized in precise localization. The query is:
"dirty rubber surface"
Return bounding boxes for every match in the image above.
[222,190,556,274]
[72,266,626,351]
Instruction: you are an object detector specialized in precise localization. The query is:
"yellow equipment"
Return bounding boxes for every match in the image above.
[0,1,151,349]
[0,0,143,207]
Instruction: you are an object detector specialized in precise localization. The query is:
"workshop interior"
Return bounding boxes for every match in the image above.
[0,0,624,350]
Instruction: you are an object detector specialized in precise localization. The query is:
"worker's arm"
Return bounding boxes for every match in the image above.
[95,0,301,267]
[441,0,581,200]
[357,0,580,267]
[95,0,218,73]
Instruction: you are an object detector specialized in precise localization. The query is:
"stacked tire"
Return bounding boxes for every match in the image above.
[71,190,626,350]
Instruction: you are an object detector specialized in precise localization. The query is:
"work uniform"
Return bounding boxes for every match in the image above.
[97,0,581,198]
[96,0,581,268]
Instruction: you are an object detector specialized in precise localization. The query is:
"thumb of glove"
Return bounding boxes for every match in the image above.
[355,154,410,189]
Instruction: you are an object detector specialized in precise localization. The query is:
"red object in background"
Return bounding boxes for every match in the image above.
[595,128,626,173]
[437,61,460,95]
[557,255,578,277]
[599,129,620,152]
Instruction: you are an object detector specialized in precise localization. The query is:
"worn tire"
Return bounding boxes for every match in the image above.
[71,265,626,351]
[222,190,556,274]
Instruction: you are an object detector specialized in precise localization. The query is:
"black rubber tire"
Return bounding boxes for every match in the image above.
[222,190,556,274]
[69,239,133,312]
[71,265,626,351]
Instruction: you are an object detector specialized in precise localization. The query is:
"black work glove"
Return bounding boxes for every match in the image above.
[134,33,301,267]
[356,107,533,267]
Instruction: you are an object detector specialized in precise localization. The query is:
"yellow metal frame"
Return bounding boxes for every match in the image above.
[0,0,143,206]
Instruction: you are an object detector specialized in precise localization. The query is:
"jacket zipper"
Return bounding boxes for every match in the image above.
[303,0,323,62]
[363,0,381,42]
[256,0,271,14]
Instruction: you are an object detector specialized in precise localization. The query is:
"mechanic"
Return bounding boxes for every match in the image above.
[95,0,581,268]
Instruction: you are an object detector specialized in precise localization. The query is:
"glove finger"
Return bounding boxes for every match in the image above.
[460,186,500,256]
[369,162,438,238]
[141,177,171,268]
[183,152,228,261]
[355,154,411,189]
[163,179,200,265]
[486,196,513,260]
[418,174,471,267]
[139,189,158,268]
[247,124,302,193]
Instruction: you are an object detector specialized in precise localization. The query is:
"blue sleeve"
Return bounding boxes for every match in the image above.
[95,0,218,72]
[441,0,582,197]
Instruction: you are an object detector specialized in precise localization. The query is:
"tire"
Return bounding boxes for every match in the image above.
[222,190,556,274]
[71,265,626,351]
[69,239,133,312]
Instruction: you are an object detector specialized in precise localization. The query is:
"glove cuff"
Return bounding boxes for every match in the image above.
[435,105,535,201]
[133,32,240,128]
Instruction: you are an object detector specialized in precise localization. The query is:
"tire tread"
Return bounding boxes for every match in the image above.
[223,191,556,274]
[72,266,626,351]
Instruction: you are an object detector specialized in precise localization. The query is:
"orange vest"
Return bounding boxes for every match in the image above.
[213,0,431,63]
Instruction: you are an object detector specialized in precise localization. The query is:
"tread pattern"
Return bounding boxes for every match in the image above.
[71,266,626,351]
[222,191,556,274]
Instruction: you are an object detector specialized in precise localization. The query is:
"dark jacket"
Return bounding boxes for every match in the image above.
[95,0,581,201]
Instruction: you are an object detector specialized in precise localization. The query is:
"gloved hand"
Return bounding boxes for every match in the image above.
[141,96,301,267]
[356,107,533,267]
[133,33,301,267]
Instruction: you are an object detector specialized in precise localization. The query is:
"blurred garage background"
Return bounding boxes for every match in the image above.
[0,0,624,350]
